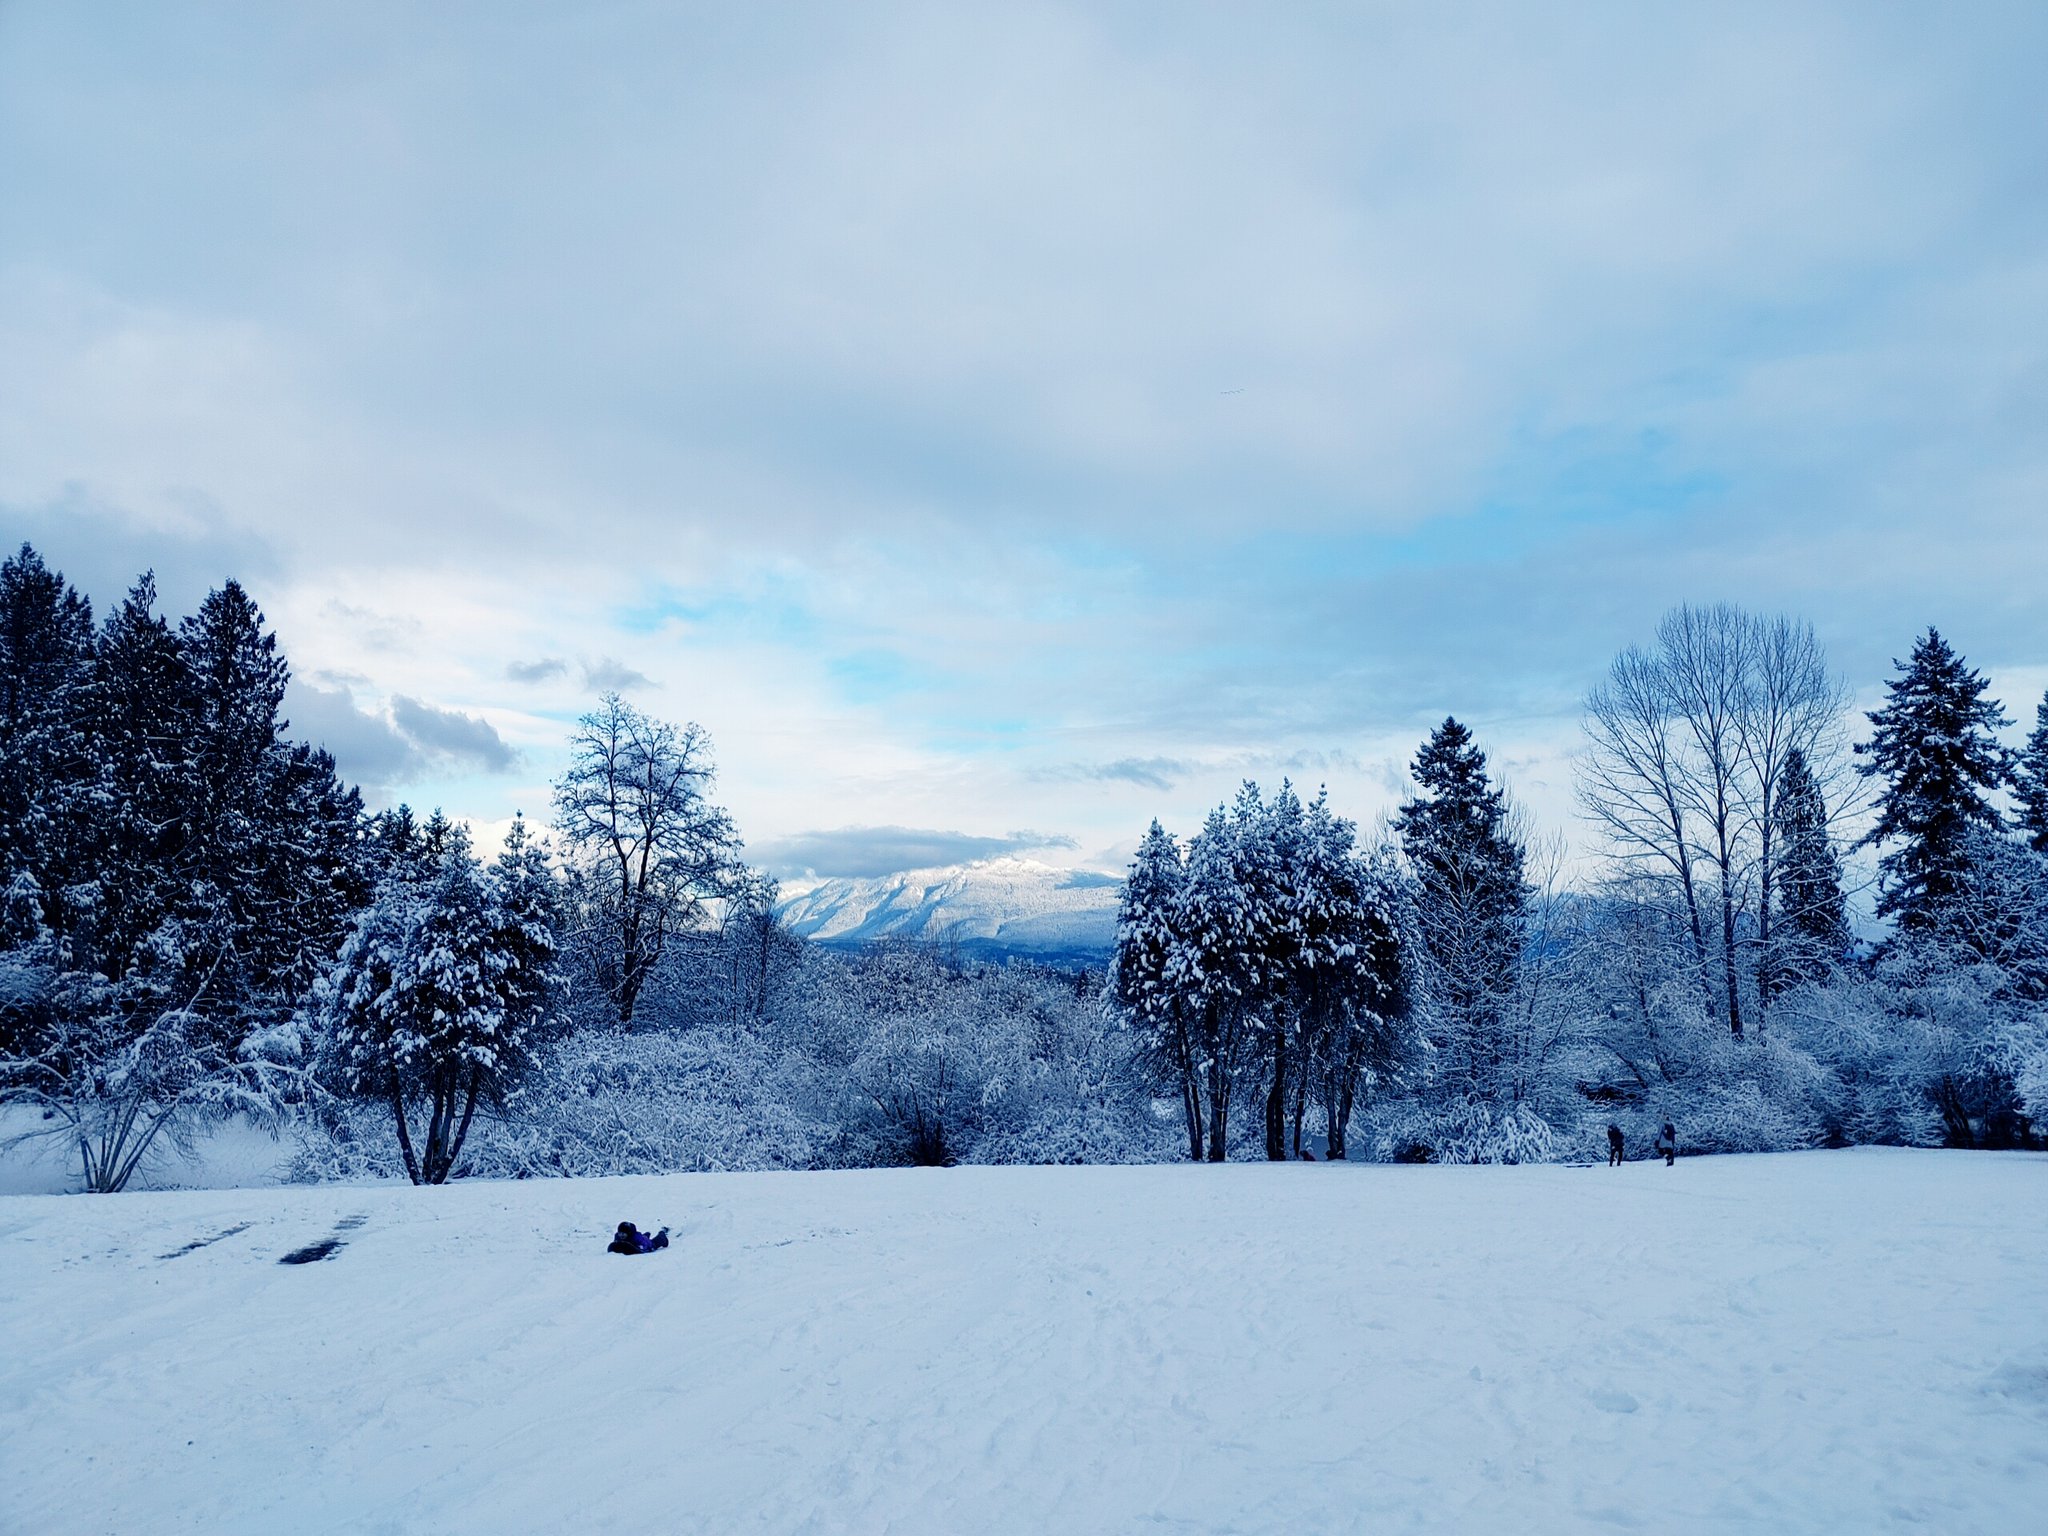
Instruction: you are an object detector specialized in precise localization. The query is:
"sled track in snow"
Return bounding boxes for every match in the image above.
[158,1222,255,1261]
[278,1213,366,1266]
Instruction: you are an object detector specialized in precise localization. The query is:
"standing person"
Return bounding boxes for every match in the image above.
[1607,1123,1625,1167]
[1656,1122,1677,1167]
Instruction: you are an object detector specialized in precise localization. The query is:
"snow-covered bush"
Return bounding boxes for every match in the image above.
[966,967,1173,1165]
[1360,1096,1557,1164]
[2,934,306,1192]
[468,1027,828,1177]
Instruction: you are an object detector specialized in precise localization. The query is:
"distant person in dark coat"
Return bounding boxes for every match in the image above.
[1656,1122,1677,1167]
[608,1221,670,1255]
[1607,1123,1625,1167]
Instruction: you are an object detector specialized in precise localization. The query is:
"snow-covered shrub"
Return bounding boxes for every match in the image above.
[3,939,306,1192]
[470,1027,828,1177]
[1671,1078,1824,1155]
[1361,1096,1558,1164]
[966,968,1172,1165]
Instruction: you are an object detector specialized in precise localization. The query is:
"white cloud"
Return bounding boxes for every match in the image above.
[2,2,2042,869]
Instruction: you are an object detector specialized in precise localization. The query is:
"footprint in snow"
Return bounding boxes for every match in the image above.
[1591,1389,1640,1414]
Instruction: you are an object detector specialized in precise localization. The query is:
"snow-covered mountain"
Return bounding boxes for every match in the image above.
[775,855,1122,963]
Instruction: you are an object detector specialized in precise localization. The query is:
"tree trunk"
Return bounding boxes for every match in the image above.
[1182,1074,1204,1163]
[390,1081,424,1185]
[1719,869,1744,1038]
[1664,803,1715,1017]
[422,1079,452,1184]
[1754,810,1775,1032]
[1205,1047,1229,1162]
[1329,1074,1356,1160]
[1264,1018,1288,1161]
[441,1068,483,1183]
[617,957,643,1028]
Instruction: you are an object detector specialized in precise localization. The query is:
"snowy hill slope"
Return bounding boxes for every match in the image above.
[3,1152,2044,1534]
[775,854,1122,961]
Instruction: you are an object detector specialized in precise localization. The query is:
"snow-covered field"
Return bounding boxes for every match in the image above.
[2,1151,2042,1535]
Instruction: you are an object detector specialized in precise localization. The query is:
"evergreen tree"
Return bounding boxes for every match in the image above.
[82,574,195,980]
[1762,746,1849,996]
[2014,690,2048,855]
[317,823,560,1184]
[1393,718,1527,1094]
[2,558,373,1186]
[167,581,365,1018]
[1110,821,1201,1160]
[1254,782,1307,1160]
[491,813,565,1042]
[1855,629,2011,931]
[178,579,289,887]
[1171,799,1263,1160]
[1287,793,1408,1160]
[0,544,95,936]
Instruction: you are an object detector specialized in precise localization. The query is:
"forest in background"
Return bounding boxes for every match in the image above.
[2,541,2044,1190]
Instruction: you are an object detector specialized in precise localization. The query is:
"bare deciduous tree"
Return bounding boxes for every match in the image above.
[1736,615,1852,1024]
[1580,605,1853,1037]
[1581,642,1717,1016]
[553,694,742,1027]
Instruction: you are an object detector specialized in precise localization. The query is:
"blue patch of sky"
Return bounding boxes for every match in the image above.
[827,649,927,705]
[614,584,822,646]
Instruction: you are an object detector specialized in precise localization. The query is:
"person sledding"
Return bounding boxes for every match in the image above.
[607,1221,670,1255]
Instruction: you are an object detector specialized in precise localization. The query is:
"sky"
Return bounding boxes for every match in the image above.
[3,1,2044,879]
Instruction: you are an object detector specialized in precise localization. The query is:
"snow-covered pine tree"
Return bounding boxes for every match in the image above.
[1761,745,1849,997]
[2,556,375,1188]
[1855,629,2012,933]
[317,823,561,1184]
[491,813,565,1048]
[1109,820,1202,1159]
[83,575,195,985]
[171,580,366,1024]
[1170,798,1264,1160]
[2014,690,2048,855]
[0,544,95,945]
[1288,792,1409,1159]
[1255,782,1308,1161]
[1393,718,1528,1095]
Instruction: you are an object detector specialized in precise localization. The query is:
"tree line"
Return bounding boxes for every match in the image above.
[0,544,1158,1188]
[3,542,2044,1188]
[0,545,752,1187]
[1109,605,2048,1161]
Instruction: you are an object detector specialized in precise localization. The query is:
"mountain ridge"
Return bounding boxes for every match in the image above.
[774,854,1123,964]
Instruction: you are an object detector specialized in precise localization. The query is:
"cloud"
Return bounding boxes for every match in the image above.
[1038,749,1371,795]
[581,656,654,691]
[285,681,521,797]
[389,696,520,774]
[285,679,418,794]
[320,600,422,654]
[506,656,568,683]
[2,488,282,620]
[2,4,2043,870]
[1040,757,1189,792]
[752,826,1079,879]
